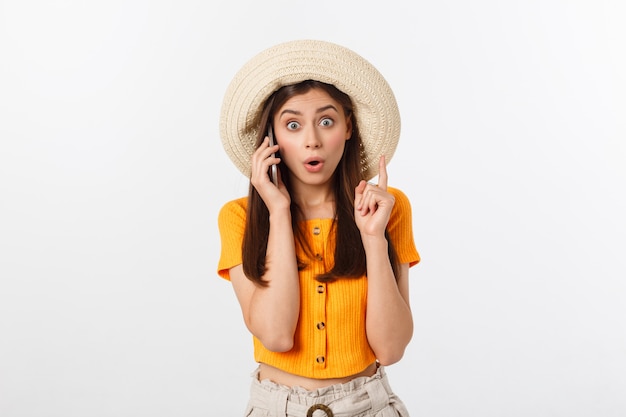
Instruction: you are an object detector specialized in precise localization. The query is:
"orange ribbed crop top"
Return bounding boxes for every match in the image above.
[217,186,420,379]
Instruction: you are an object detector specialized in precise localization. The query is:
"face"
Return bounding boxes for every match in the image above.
[272,88,352,188]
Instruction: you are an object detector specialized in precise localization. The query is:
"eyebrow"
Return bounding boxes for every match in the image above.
[278,104,339,118]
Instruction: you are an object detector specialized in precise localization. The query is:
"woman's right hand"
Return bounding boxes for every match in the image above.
[250,136,290,211]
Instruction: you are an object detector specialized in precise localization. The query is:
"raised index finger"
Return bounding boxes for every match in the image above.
[377,155,388,190]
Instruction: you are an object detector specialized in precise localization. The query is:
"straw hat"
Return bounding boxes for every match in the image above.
[219,39,401,180]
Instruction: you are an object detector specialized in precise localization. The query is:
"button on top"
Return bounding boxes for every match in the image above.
[315,254,323,261]
[317,285,325,294]
[316,356,325,364]
[316,322,325,330]
[312,226,321,235]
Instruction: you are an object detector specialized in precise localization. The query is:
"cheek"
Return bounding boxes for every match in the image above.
[277,142,297,166]
[330,134,348,151]
[277,141,293,157]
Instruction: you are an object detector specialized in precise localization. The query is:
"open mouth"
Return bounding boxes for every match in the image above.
[304,158,324,172]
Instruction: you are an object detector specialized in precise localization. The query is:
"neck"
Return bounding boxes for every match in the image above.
[291,182,336,220]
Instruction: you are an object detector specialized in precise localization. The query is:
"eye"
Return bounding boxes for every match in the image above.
[287,121,300,130]
[320,118,334,127]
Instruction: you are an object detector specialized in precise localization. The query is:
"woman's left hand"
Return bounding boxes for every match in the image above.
[354,156,395,237]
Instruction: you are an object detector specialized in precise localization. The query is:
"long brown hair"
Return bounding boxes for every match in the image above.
[242,80,399,286]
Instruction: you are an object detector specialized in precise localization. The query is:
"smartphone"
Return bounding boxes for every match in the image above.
[267,125,278,186]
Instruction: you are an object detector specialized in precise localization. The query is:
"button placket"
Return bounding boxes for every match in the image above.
[313,224,323,262]
[311,221,327,369]
[313,279,327,368]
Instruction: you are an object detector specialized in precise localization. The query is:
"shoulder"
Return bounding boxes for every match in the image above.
[218,197,248,225]
[386,186,414,229]
[387,186,409,201]
[387,186,412,211]
[385,186,420,265]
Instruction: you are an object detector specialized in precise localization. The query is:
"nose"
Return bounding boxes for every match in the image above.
[304,127,321,149]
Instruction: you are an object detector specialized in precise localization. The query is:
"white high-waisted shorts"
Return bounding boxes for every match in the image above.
[244,365,409,417]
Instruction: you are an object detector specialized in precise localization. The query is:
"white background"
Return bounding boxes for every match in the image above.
[1,0,625,416]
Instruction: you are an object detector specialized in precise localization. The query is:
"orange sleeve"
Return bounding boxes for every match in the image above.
[217,197,248,280]
[387,187,420,267]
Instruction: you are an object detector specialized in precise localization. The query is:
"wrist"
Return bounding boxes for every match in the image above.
[360,233,388,252]
[269,207,292,221]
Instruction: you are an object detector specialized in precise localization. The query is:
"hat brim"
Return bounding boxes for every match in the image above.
[219,39,401,181]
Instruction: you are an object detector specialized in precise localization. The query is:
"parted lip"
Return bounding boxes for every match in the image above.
[303,156,325,173]
[304,156,324,165]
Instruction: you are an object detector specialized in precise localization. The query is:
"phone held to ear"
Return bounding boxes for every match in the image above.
[268,126,278,186]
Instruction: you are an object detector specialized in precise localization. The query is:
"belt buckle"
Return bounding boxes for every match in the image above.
[306,403,333,417]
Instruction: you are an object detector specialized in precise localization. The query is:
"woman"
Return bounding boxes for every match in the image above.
[218,40,420,417]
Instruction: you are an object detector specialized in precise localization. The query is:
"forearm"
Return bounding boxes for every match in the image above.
[247,210,300,351]
[363,236,413,365]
